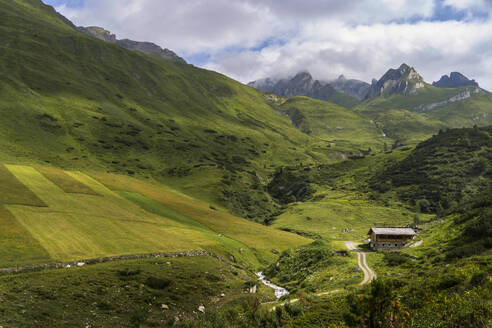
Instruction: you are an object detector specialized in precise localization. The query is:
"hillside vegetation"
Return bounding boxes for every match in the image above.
[0,164,309,268]
[271,96,386,152]
[373,126,492,212]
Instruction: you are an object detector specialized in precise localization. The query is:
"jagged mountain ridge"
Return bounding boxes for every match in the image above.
[365,63,425,99]
[433,72,479,89]
[248,72,361,107]
[78,26,185,63]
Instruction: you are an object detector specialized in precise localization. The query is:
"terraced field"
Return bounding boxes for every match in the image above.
[0,164,309,268]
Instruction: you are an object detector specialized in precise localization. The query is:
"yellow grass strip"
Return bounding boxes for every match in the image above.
[37,167,98,195]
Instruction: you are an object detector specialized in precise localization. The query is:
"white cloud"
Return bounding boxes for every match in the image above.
[48,0,492,89]
[206,20,492,90]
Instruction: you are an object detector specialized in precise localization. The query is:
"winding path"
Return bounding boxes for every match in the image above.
[265,241,376,310]
[345,241,376,285]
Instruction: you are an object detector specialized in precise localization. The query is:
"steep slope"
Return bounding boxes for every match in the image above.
[0,163,309,268]
[423,93,492,126]
[249,72,360,108]
[372,126,492,212]
[0,0,341,221]
[271,96,386,151]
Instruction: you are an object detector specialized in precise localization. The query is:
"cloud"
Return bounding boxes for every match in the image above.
[205,19,492,90]
[47,0,492,89]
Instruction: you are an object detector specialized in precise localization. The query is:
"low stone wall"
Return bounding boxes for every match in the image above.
[0,250,230,274]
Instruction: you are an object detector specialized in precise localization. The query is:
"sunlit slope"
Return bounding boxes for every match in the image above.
[273,96,386,151]
[0,0,323,179]
[425,93,492,127]
[356,84,492,144]
[0,164,309,267]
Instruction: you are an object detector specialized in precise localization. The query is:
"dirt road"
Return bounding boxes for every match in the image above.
[345,241,376,285]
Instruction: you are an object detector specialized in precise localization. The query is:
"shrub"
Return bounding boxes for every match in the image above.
[145,277,172,290]
[383,252,410,266]
[437,274,463,290]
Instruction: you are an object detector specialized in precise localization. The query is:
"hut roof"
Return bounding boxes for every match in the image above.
[368,227,416,236]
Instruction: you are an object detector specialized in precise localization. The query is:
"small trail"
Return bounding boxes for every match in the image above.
[345,241,376,285]
[410,239,423,248]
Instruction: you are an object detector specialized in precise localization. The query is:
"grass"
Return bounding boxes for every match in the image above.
[0,256,266,327]
[0,0,341,225]
[427,93,492,127]
[0,164,46,206]
[37,166,99,195]
[272,196,418,241]
[0,206,51,267]
[356,84,492,144]
[275,96,386,151]
[0,164,309,269]
[90,171,311,264]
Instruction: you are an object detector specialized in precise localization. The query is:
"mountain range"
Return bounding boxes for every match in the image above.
[249,64,485,103]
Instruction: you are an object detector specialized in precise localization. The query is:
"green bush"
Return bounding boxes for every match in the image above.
[144,277,172,290]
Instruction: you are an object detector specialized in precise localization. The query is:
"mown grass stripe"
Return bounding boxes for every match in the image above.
[0,205,51,267]
[37,167,99,195]
[0,164,46,207]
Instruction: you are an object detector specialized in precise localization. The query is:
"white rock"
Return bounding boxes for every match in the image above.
[198,305,205,313]
[77,262,85,267]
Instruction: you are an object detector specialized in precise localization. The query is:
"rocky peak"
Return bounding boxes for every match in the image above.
[80,26,116,43]
[432,72,479,88]
[365,64,425,99]
[77,26,185,64]
[289,72,316,90]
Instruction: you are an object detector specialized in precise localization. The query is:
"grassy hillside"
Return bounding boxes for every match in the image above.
[359,84,476,111]
[271,96,386,151]
[372,126,492,212]
[356,83,492,144]
[0,0,345,222]
[426,93,492,127]
[360,108,446,145]
[0,255,277,327]
[0,164,309,268]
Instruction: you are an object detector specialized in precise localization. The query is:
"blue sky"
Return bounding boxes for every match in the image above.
[44,0,492,89]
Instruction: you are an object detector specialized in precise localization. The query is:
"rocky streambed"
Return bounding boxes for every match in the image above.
[256,271,289,300]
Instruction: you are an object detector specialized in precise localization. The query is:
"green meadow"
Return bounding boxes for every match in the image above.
[0,164,309,268]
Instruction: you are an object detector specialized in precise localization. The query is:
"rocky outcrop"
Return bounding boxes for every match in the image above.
[78,26,185,63]
[432,72,479,88]
[248,72,359,107]
[330,75,370,100]
[415,87,481,111]
[365,64,425,99]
